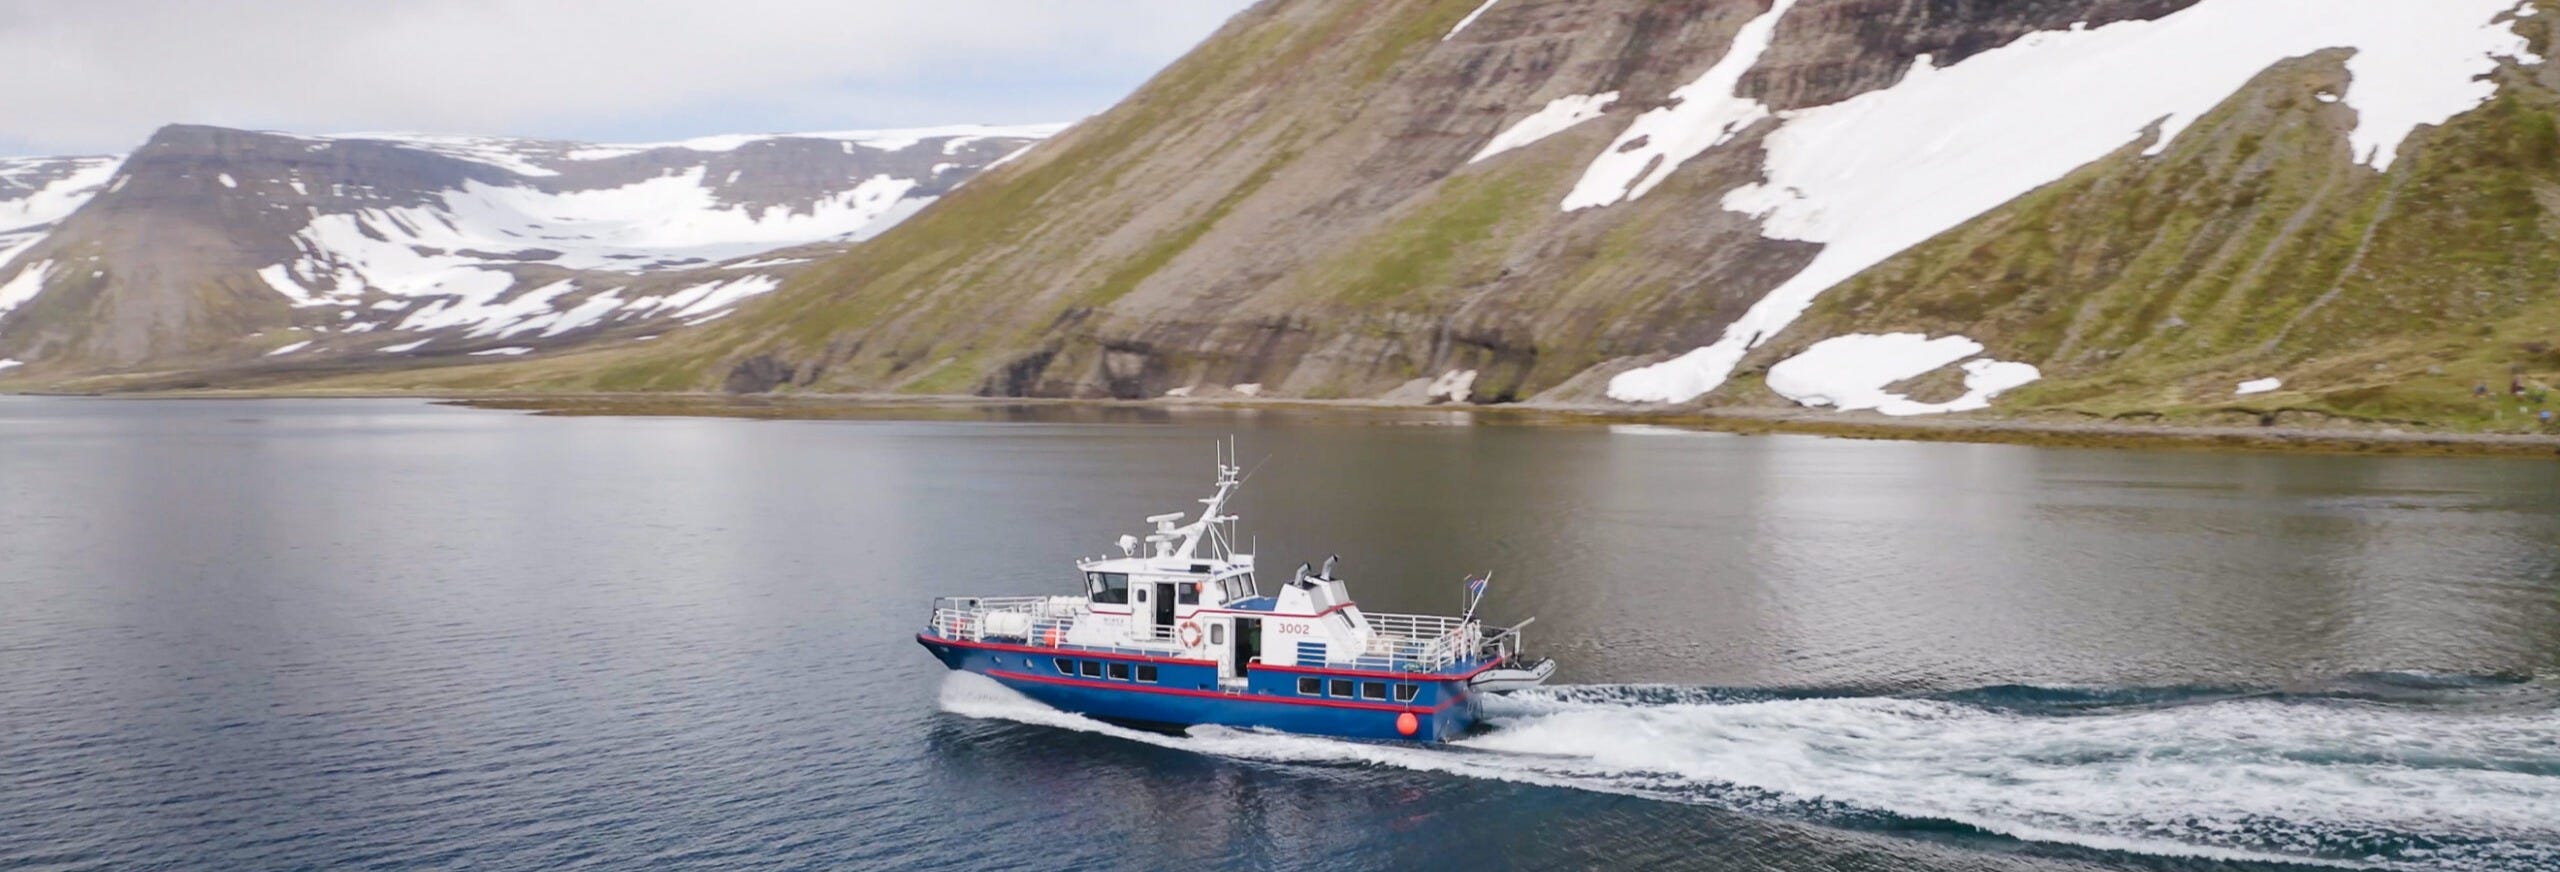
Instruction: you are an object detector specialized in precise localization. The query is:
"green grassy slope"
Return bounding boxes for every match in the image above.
[1753,27,2560,433]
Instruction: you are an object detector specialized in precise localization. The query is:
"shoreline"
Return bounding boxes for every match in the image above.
[30,388,2555,459]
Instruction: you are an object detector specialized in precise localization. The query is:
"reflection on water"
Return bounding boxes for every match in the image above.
[2,396,2556,871]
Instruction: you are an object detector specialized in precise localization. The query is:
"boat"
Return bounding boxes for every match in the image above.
[916,445,1553,742]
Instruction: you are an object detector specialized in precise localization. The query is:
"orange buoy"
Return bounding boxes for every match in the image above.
[1395,712,1419,737]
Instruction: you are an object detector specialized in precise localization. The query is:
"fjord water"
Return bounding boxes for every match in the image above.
[4,398,2557,871]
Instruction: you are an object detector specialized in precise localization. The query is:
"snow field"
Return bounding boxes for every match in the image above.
[1763,333,2040,416]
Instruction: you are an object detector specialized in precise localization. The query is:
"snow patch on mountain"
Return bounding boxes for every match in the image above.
[554,123,1071,162]
[1563,0,1796,210]
[2236,377,2283,395]
[1472,92,1618,163]
[1426,369,1478,403]
[1763,333,2041,416]
[0,157,120,267]
[0,260,52,317]
[1606,0,2537,403]
[665,275,780,319]
[252,170,926,335]
[539,288,627,338]
[1445,0,1502,40]
[724,257,810,269]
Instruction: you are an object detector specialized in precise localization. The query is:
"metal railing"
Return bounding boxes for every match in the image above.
[1477,617,1533,666]
[924,595,1187,661]
[1334,611,1483,672]
[926,595,1078,643]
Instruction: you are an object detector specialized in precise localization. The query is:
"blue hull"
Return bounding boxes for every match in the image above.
[918,635,1481,742]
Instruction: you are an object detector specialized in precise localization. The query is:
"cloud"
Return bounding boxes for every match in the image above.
[0,0,1253,154]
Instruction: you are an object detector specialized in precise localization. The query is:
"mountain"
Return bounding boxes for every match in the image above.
[0,122,1060,379]
[18,0,2559,436]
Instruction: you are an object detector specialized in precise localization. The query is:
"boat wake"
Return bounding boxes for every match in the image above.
[939,672,2560,870]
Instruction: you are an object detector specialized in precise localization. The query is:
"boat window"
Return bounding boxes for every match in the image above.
[1137,665,1158,683]
[1087,573,1129,605]
[1080,661,1102,678]
[1298,677,1322,695]
[1361,682,1386,701]
[1178,583,1198,605]
[1394,684,1418,702]
[1109,662,1130,681]
[1054,658,1073,675]
[1329,679,1354,697]
[1134,587,1147,604]
[1210,624,1225,646]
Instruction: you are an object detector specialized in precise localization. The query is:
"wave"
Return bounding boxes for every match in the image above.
[938,674,2560,871]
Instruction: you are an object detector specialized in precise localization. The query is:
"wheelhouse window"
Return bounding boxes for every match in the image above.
[1298,677,1322,695]
[1394,684,1419,702]
[1079,661,1102,678]
[1329,679,1354,698]
[1109,663,1130,681]
[1360,682,1386,701]
[1087,573,1130,605]
[1136,665,1159,683]
[1177,583,1199,605]
[1054,658,1073,675]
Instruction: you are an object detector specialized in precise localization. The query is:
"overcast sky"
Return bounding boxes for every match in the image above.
[0,0,1255,156]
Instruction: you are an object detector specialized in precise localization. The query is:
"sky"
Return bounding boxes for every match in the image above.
[0,0,1256,156]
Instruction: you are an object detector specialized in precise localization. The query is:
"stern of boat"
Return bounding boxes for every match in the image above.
[1468,617,1557,694]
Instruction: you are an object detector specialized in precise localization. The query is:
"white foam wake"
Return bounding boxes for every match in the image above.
[939,675,2560,871]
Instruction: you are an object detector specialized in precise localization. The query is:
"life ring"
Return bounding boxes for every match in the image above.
[1179,620,1205,648]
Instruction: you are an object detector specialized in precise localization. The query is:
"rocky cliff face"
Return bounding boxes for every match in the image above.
[0,122,1055,379]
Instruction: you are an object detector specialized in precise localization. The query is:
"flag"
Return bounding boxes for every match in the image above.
[1466,574,1488,596]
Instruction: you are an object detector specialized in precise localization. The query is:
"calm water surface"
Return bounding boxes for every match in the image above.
[3,398,2557,871]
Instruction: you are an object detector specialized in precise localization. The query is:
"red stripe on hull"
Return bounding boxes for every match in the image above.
[1251,659,1505,681]
[985,669,1458,714]
[918,634,1216,667]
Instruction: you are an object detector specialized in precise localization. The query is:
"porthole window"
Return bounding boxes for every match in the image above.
[1394,684,1418,702]
[1080,661,1102,678]
[1360,682,1386,701]
[1329,679,1354,697]
[1298,677,1322,695]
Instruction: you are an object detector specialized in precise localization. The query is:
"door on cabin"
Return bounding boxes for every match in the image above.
[1232,618,1262,676]
[1152,582,1175,640]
